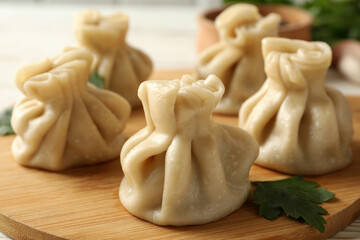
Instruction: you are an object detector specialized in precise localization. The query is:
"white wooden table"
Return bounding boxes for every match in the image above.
[0,2,359,239]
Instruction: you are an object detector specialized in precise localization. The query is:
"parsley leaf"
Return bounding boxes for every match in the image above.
[88,71,104,89]
[0,107,14,135]
[253,176,335,233]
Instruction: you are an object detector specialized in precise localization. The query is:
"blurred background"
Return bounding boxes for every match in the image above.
[0,0,360,129]
[0,0,359,97]
[0,0,221,108]
[0,0,360,239]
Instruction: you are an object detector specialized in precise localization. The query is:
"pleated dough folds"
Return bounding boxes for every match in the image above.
[11,48,131,171]
[196,4,281,114]
[75,10,153,107]
[239,37,353,175]
[120,74,258,226]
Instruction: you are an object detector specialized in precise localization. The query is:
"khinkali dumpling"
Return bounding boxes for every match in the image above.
[11,48,131,171]
[74,10,153,107]
[239,37,353,175]
[119,74,258,226]
[196,4,281,114]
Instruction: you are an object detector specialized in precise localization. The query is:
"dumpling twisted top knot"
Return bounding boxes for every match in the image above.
[75,10,129,52]
[15,48,93,101]
[215,4,280,47]
[139,75,225,136]
[262,37,332,89]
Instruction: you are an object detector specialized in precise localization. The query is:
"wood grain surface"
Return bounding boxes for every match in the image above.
[0,70,359,240]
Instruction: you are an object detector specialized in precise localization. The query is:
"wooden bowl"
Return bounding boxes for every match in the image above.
[196,4,313,53]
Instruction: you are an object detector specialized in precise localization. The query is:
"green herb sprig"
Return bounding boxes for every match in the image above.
[0,107,14,135]
[88,71,105,89]
[306,0,360,46]
[252,176,335,233]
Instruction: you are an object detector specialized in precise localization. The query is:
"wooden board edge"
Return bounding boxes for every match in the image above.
[0,82,359,239]
[323,198,360,239]
[0,213,65,240]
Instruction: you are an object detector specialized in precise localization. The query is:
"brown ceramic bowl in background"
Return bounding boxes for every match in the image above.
[196,4,313,53]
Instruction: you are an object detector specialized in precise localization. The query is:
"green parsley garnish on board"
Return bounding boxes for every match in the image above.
[88,71,105,89]
[0,107,14,135]
[252,176,335,233]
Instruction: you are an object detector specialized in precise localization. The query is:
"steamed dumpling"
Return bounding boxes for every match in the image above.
[196,4,281,114]
[11,48,131,171]
[74,10,153,107]
[120,74,258,226]
[239,37,353,175]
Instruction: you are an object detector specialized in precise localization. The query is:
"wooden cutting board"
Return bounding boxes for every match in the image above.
[0,70,359,240]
